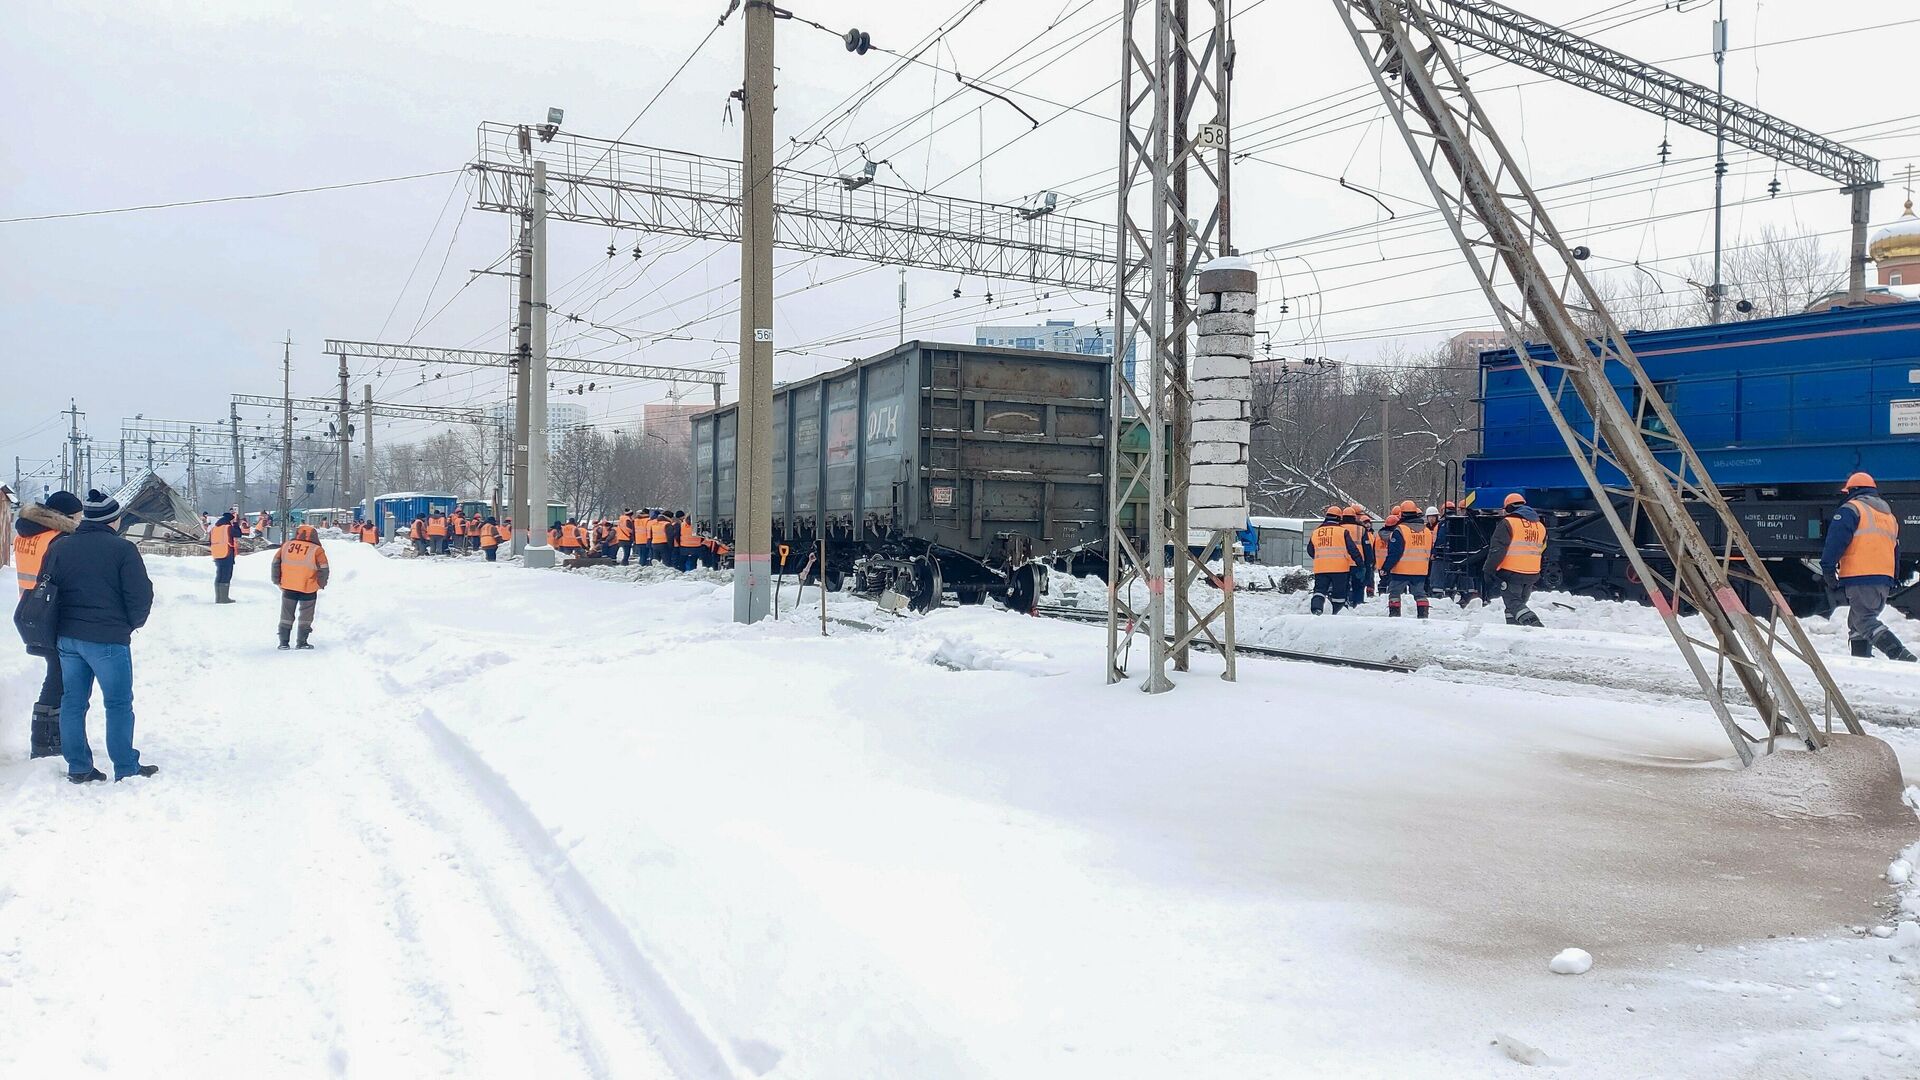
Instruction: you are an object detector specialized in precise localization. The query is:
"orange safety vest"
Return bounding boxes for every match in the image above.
[678,521,704,548]
[14,530,58,595]
[450,512,465,534]
[409,519,426,540]
[427,514,448,538]
[1837,495,1899,579]
[1497,516,1547,574]
[210,522,237,560]
[1373,531,1389,571]
[276,539,328,593]
[1310,523,1353,573]
[256,513,270,532]
[616,515,634,543]
[558,523,582,549]
[495,523,512,543]
[360,523,379,544]
[1391,523,1433,576]
[648,518,669,544]
[480,524,499,548]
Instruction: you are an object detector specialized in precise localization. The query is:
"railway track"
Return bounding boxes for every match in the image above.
[1031,605,1415,674]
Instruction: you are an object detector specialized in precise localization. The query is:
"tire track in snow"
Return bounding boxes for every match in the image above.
[401,694,737,1080]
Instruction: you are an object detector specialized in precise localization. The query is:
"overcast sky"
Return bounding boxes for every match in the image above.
[4,0,1915,498]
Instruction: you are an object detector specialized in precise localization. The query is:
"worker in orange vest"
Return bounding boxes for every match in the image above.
[1381,499,1434,619]
[1483,493,1547,626]
[270,524,331,650]
[1822,471,1914,661]
[408,516,428,555]
[255,510,272,537]
[615,509,636,565]
[359,520,379,545]
[673,511,705,571]
[14,490,83,758]
[497,517,513,549]
[1342,506,1373,606]
[426,509,450,555]
[642,510,667,567]
[479,515,502,562]
[1306,504,1364,615]
[209,510,242,605]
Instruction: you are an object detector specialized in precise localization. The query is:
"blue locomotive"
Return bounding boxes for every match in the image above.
[1462,303,1920,614]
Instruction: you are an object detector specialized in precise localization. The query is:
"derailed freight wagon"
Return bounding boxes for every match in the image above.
[690,341,1113,610]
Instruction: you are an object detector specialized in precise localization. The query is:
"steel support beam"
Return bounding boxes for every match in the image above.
[1336,0,1862,764]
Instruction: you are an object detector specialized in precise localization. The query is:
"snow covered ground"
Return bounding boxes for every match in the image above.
[4,540,1920,1078]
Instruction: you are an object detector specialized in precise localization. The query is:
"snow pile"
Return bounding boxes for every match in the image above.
[1548,948,1594,975]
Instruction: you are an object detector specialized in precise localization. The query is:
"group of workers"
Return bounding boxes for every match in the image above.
[405,508,510,560]
[1307,493,1559,627]
[544,509,731,571]
[204,506,333,648]
[392,506,729,570]
[1300,471,1916,661]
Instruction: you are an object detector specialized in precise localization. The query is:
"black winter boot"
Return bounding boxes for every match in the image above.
[30,704,62,759]
[67,768,107,784]
[1851,638,1874,659]
[1416,604,1430,620]
[1387,604,1401,618]
[296,629,313,650]
[278,627,291,650]
[1873,628,1917,662]
[215,582,235,604]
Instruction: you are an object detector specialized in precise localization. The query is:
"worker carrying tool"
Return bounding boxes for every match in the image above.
[1307,504,1365,615]
[1483,493,1546,627]
[270,524,330,650]
[1823,471,1915,661]
[1382,499,1433,619]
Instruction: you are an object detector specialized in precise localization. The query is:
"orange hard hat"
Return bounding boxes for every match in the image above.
[1384,513,1401,526]
[1397,499,1419,514]
[1344,504,1362,517]
[1325,503,1344,516]
[1442,500,1457,509]
[1843,471,1875,491]
[1503,492,1526,507]
[293,524,319,542]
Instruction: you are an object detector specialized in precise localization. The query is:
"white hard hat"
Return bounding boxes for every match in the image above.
[1424,505,1439,516]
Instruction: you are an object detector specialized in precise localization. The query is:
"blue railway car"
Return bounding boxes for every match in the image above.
[1463,303,1920,613]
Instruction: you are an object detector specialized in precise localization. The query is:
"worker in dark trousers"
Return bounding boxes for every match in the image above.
[1484,493,1547,626]
[271,524,330,650]
[1383,499,1434,619]
[480,516,502,562]
[14,489,83,758]
[209,510,241,604]
[1343,507,1373,606]
[1822,471,1915,661]
[1306,505,1364,615]
[616,509,635,565]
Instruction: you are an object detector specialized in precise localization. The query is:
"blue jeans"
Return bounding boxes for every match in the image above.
[58,637,142,779]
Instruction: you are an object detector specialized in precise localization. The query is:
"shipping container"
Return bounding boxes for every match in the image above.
[692,341,1111,609]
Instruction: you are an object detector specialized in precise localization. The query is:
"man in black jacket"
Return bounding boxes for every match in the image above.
[38,490,157,783]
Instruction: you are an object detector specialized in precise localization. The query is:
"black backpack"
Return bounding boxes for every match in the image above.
[14,575,59,657]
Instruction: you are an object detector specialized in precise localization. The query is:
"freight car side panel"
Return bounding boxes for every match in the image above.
[716,410,737,520]
[690,416,713,524]
[861,356,910,532]
[771,394,788,517]
[1468,304,1920,500]
[791,382,821,519]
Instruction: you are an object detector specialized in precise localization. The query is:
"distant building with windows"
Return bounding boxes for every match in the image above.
[975,319,1138,383]
[487,401,585,456]
[1447,329,1507,364]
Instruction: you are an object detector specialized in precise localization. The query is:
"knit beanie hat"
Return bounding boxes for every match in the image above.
[44,490,84,516]
[81,489,123,523]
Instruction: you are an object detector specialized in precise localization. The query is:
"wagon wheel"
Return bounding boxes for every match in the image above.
[1005,562,1044,614]
[908,556,943,613]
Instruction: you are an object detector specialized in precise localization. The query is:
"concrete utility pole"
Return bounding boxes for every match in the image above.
[337,347,352,507]
[62,399,83,490]
[229,403,245,512]
[1378,395,1390,514]
[362,385,374,514]
[1708,1,1727,323]
[279,334,293,544]
[524,159,555,568]
[512,192,534,554]
[733,0,776,624]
